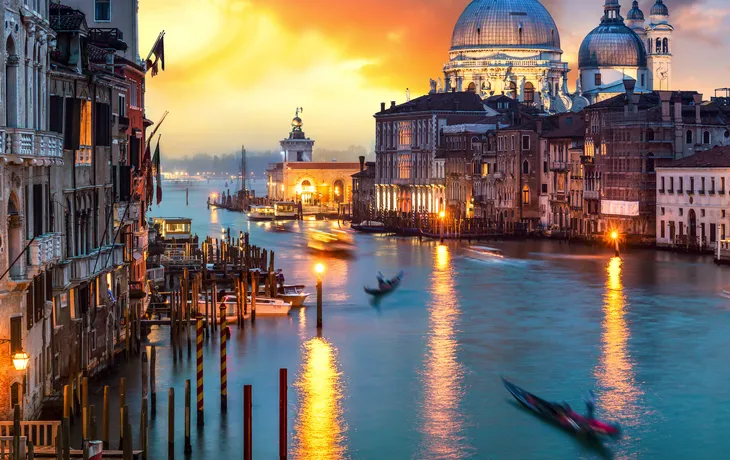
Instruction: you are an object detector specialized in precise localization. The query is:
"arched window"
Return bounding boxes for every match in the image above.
[646,128,655,142]
[554,82,559,96]
[508,81,517,99]
[703,131,711,144]
[663,38,669,54]
[656,38,661,54]
[522,185,530,205]
[686,130,693,145]
[467,82,476,93]
[5,36,18,128]
[524,82,535,103]
[522,160,529,175]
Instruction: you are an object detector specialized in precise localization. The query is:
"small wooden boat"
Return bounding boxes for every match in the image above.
[364,271,403,296]
[466,245,504,258]
[502,378,620,438]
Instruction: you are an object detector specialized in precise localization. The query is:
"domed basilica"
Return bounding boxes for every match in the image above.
[433,0,674,113]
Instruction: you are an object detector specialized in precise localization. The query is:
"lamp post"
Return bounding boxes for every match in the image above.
[611,231,620,258]
[315,263,324,330]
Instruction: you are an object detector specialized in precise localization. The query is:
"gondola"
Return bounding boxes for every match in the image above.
[502,378,620,438]
[364,271,404,296]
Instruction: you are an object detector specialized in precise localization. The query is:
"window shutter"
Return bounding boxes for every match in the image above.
[49,96,64,133]
[129,136,140,171]
[120,165,131,201]
[94,102,112,146]
[33,183,43,237]
[64,98,82,150]
[10,317,22,353]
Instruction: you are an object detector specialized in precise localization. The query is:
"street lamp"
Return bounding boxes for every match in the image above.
[314,264,324,329]
[439,210,445,243]
[611,231,620,258]
[12,352,29,371]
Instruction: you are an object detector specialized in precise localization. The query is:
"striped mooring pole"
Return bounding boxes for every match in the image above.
[196,317,204,426]
[220,304,228,413]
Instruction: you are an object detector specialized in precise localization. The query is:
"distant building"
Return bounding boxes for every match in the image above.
[351,157,376,223]
[266,113,359,208]
[656,147,730,250]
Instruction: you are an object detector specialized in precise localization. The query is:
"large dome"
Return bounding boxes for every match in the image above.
[578,24,647,68]
[450,0,561,51]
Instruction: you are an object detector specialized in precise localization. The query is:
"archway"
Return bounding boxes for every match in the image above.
[7,194,22,278]
[508,81,517,99]
[689,209,697,241]
[299,179,314,205]
[467,82,476,93]
[333,180,345,204]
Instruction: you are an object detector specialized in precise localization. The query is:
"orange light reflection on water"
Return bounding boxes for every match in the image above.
[292,337,347,459]
[595,257,641,422]
[419,244,468,458]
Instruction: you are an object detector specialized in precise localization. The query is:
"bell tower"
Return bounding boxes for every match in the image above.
[646,0,673,91]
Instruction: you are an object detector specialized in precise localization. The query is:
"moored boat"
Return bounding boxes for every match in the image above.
[248,205,276,221]
[279,285,310,307]
[247,296,291,316]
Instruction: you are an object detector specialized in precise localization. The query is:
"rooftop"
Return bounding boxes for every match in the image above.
[659,147,730,169]
[376,92,486,116]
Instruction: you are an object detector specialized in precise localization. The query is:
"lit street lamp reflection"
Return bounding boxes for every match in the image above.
[595,257,641,423]
[292,337,347,459]
[419,244,468,458]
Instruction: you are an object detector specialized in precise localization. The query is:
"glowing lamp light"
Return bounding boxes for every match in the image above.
[611,231,618,240]
[315,263,325,275]
[12,352,29,371]
[439,211,445,219]
[106,272,112,286]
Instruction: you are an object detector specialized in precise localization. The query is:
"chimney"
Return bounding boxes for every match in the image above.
[693,93,702,124]
[658,91,671,122]
[390,101,396,108]
[623,79,636,116]
[359,156,365,172]
[674,94,682,122]
[380,102,385,112]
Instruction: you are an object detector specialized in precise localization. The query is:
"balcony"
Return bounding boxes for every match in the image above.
[28,233,62,269]
[550,193,568,204]
[89,28,127,51]
[550,161,569,171]
[584,190,600,200]
[118,116,130,129]
[133,228,149,254]
[70,245,125,283]
[1,129,63,163]
[117,201,141,224]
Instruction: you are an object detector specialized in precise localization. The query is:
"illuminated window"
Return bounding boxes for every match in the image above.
[481,163,489,177]
[522,185,530,205]
[80,100,92,145]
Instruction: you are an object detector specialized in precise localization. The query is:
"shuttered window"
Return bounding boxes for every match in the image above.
[49,96,64,134]
[94,102,112,146]
[10,317,22,353]
[63,98,82,150]
[33,183,43,237]
[129,136,140,171]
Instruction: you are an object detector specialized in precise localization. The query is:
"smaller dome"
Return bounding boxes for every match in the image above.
[650,0,668,16]
[579,24,647,68]
[627,1,644,20]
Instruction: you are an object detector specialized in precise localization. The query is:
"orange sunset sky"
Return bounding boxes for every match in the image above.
[138,0,730,159]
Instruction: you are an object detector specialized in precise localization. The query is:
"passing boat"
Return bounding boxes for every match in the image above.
[502,378,620,439]
[465,245,504,259]
[248,205,276,221]
[279,285,310,307]
[307,229,355,254]
[364,271,404,296]
[351,220,387,234]
[247,296,291,316]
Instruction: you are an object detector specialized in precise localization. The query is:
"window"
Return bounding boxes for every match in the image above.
[95,0,111,21]
[118,94,126,117]
[690,177,694,192]
[647,128,655,142]
[130,84,138,108]
[80,100,92,146]
[542,184,548,193]
[711,223,717,243]
[594,73,601,86]
[686,130,693,144]
[10,317,21,353]
[656,38,661,54]
[679,222,684,237]
[663,38,669,54]
[703,131,710,144]
[543,161,548,174]
[522,160,529,174]
[723,224,727,240]
[511,136,515,150]
[678,177,683,193]
[522,185,530,205]
[524,82,535,103]
[660,177,665,191]
[701,209,706,217]
[723,177,726,192]
[679,208,683,217]
[661,221,665,238]
[711,177,716,193]
[521,135,530,150]
[481,163,489,177]
[661,207,665,216]
[701,177,705,192]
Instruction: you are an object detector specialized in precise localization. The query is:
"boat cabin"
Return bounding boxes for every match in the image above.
[153,217,193,240]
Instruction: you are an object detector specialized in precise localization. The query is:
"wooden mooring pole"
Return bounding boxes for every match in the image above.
[184,380,192,454]
[244,385,252,460]
[279,369,287,460]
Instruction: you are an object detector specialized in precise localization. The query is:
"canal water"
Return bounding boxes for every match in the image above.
[89,180,730,459]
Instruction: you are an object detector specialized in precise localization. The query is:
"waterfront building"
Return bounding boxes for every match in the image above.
[0,0,64,419]
[656,147,730,250]
[374,92,490,215]
[584,82,730,241]
[441,0,571,113]
[266,113,359,209]
[48,3,131,403]
[542,113,586,234]
[351,157,376,223]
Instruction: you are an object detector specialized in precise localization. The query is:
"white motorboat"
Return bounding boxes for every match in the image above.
[279,285,310,308]
[247,296,291,316]
[307,229,355,254]
[247,205,275,221]
[273,201,298,219]
[465,245,504,259]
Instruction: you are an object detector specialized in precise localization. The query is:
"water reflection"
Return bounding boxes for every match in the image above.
[595,257,641,421]
[292,337,347,459]
[419,244,468,458]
